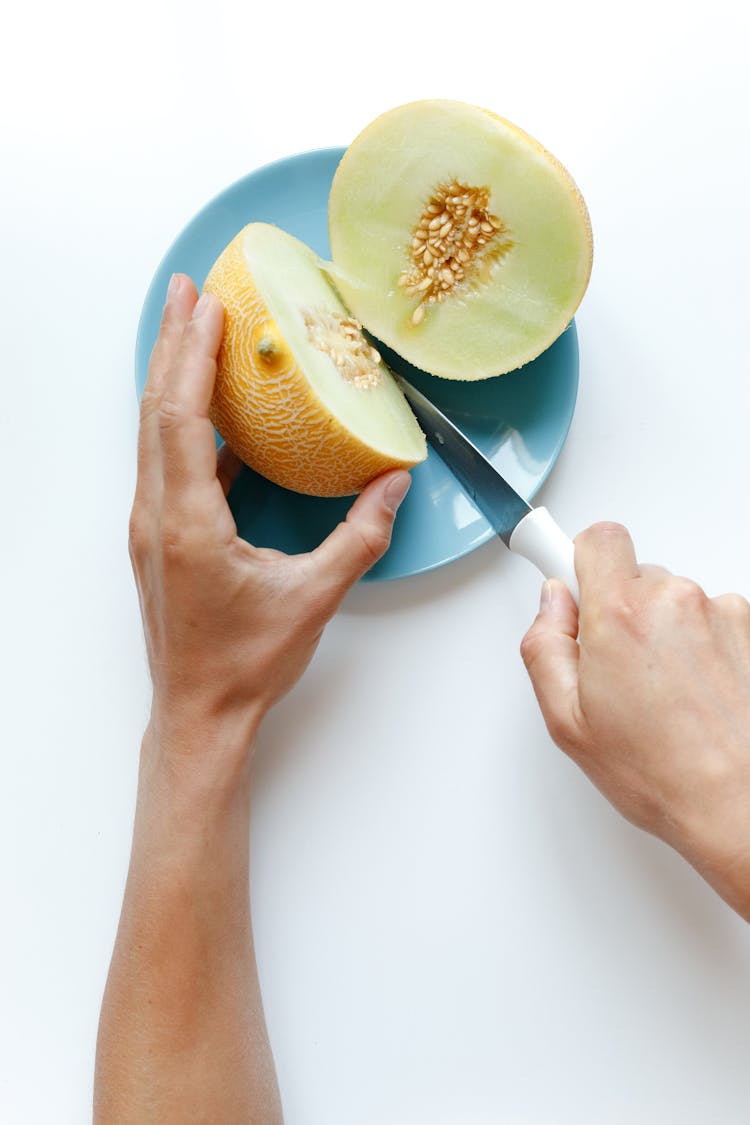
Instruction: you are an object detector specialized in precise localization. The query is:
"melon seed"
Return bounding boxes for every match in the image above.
[398,179,514,323]
[303,308,381,390]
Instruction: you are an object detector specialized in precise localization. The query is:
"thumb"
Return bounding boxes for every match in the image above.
[520,579,581,749]
[310,469,411,596]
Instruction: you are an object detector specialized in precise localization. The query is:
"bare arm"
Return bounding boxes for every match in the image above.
[95,724,279,1123]
[521,522,750,922]
[94,274,411,1123]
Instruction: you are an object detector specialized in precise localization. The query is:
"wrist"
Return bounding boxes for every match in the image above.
[684,844,750,924]
[669,792,750,923]
[147,695,265,781]
[126,743,250,904]
[130,704,265,863]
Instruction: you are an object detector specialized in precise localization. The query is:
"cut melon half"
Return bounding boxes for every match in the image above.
[202,222,427,497]
[327,100,593,380]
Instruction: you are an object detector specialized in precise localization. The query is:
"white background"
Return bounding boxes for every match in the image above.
[3,1,750,1121]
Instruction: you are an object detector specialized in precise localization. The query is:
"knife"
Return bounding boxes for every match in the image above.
[394,373,580,605]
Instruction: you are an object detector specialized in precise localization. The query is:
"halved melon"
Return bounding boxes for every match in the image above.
[202,222,427,497]
[327,100,593,380]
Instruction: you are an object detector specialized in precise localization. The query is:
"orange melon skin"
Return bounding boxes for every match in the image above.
[203,230,422,497]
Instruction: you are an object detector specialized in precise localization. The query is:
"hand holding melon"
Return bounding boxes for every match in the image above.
[203,100,593,497]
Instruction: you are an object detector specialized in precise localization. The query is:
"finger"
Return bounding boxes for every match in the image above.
[217,443,244,497]
[158,292,226,499]
[712,591,750,619]
[574,521,640,599]
[145,274,199,399]
[135,274,198,509]
[520,579,581,750]
[309,470,411,599]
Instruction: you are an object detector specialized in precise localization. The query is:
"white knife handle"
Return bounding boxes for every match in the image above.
[508,507,580,606]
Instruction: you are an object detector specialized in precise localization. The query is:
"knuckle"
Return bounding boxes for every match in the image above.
[714,591,750,619]
[604,588,639,623]
[157,511,208,566]
[576,520,629,546]
[180,311,214,355]
[581,592,650,648]
[545,712,575,751]
[663,575,706,611]
[354,520,391,564]
[519,628,544,670]
[159,517,189,564]
[139,386,161,420]
[586,588,637,630]
[157,396,186,434]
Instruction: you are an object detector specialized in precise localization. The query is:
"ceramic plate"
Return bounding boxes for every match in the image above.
[135,148,579,581]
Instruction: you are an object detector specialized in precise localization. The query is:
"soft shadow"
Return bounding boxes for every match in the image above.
[342,533,507,618]
[537,757,750,972]
[250,661,372,805]
[625,831,750,965]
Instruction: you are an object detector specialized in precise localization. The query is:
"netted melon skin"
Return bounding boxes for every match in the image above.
[203,231,424,498]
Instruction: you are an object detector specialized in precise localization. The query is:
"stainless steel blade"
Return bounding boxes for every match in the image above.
[393,373,532,546]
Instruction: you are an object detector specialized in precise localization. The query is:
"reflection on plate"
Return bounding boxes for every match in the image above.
[135,148,578,582]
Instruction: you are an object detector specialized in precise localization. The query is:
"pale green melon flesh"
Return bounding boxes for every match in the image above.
[244,224,425,460]
[327,101,593,380]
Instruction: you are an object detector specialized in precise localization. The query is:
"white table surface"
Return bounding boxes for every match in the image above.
[4,1,750,1121]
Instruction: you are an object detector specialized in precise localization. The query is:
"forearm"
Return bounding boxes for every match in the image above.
[670,792,750,925]
[94,722,282,1124]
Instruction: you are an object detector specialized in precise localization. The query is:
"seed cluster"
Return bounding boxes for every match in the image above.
[399,181,514,325]
[304,308,382,390]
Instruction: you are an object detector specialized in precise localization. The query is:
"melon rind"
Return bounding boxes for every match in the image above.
[203,223,426,497]
[327,100,593,380]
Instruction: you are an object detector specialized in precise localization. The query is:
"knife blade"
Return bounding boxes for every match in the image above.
[394,373,579,604]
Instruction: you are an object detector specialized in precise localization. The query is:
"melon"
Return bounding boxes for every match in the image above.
[202,223,427,497]
[327,100,593,380]
[203,100,592,496]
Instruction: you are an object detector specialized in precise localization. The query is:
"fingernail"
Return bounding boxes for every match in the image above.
[540,579,553,609]
[384,473,411,513]
[167,273,181,300]
[193,292,211,318]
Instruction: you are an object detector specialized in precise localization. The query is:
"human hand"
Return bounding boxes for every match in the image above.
[521,522,750,920]
[129,273,411,770]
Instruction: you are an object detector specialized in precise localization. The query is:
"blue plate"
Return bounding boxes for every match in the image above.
[135,148,578,582]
